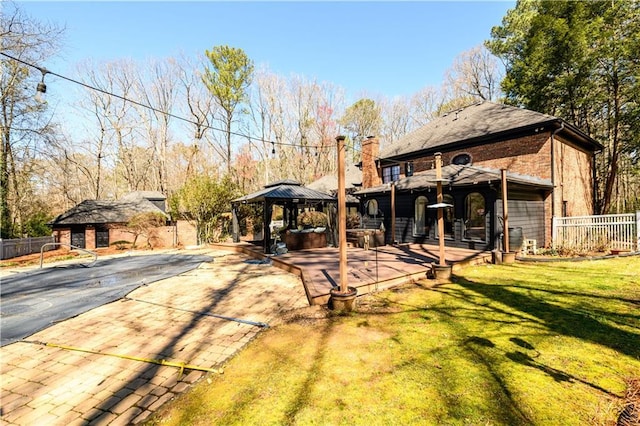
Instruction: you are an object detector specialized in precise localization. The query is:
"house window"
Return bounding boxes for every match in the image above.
[382,165,400,183]
[463,192,486,241]
[451,153,472,166]
[414,196,428,236]
[434,194,455,239]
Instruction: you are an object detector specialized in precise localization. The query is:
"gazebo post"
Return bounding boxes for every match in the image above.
[264,200,273,254]
[232,203,240,243]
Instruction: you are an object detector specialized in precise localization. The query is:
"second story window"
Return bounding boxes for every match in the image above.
[382,165,400,183]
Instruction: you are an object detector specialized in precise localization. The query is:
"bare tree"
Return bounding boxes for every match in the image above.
[176,53,221,180]
[444,44,503,103]
[133,57,178,194]
[379,95,413,146]
[0,1,64,237]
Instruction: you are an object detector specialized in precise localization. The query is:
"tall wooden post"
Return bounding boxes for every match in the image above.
[501,169,510,252]
[337,135,348,293]
[391,183,396,244]
[436,153,446,266]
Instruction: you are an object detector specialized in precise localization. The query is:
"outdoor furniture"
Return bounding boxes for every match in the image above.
[346,229,385,249]
[285,229,327,250]
[522,239,537,255]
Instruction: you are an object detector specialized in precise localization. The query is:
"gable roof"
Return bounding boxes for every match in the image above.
[232,181,336,205]
[307,163,362,194]
[49,198,168,226]
[380,102,602,161]
[355,164,553,196]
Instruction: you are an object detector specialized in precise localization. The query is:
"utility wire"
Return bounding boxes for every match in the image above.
[1,51,343,151]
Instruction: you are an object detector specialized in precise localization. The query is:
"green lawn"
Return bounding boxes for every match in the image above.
[147,256,639,426]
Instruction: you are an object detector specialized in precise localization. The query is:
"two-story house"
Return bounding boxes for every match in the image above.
[354,101,603,251]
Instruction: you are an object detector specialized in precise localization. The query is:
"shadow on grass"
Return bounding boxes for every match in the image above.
[453,277,640,360]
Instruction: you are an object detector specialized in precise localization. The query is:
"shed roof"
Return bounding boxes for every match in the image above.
[380,101,603,160]
[354,164,553,196]
[232,181,336,205]
[49,198,168,226]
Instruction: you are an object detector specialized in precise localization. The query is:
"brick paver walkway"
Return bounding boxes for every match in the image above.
[0,248,308,425]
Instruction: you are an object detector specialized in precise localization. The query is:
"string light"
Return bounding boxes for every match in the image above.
[0,52,338,152]
[36,69,48,94]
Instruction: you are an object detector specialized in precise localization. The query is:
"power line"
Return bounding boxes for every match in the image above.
[1,51,341,152]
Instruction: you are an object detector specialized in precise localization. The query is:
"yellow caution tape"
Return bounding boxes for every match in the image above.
[24,340,223,375]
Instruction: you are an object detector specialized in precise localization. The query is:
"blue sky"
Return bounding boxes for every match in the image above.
[19,1,514,101]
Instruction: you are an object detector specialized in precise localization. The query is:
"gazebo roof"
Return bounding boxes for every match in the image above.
[232,180,336,205]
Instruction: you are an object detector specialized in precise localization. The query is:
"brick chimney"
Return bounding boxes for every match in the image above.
[361,136,381,188]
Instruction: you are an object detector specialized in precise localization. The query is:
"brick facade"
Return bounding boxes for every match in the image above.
[362,128,597,248]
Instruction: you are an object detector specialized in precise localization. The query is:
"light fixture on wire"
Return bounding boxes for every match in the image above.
[35,67,49,103]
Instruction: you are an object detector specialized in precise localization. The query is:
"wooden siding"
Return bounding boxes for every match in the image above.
[360,187,500,251]
[495,198,546,248]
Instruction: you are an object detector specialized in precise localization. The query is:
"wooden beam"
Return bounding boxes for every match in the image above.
[337,135,348,292]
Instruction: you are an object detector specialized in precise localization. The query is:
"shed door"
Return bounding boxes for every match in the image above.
[71,227,86,249]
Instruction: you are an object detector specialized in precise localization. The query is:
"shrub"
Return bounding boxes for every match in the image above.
[111,240,131,250]
[298,211,328,228]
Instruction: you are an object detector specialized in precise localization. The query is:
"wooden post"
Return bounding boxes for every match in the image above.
[436,153,446,266]
[501,169,509,252]
[391,182,396,244]
[232,204,240,243]
[337,135,348,293]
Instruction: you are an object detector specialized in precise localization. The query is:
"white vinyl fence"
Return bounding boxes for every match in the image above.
[552,211,640,252]
[0,236,55,260]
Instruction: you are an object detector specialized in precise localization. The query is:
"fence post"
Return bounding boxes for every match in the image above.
[636,211,640,252]
[552,216,558,250]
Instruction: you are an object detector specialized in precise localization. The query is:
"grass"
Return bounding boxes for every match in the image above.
[147,256,639,426]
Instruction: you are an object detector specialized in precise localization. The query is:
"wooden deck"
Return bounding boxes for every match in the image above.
[212,242,493,306]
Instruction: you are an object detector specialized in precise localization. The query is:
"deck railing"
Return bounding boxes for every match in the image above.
[552,211,640,252]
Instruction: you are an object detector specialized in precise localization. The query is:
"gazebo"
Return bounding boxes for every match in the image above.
[231,180,337,253]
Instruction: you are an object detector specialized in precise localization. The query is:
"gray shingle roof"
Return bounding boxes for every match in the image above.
[380,101,601,160]
[355,164,553,196]
[233,182,336,204]
[307,163,362,194]
[49,198,168,226]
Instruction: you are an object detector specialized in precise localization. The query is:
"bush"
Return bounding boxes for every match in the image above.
[297,211,328,228]
[111,240,131,250]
